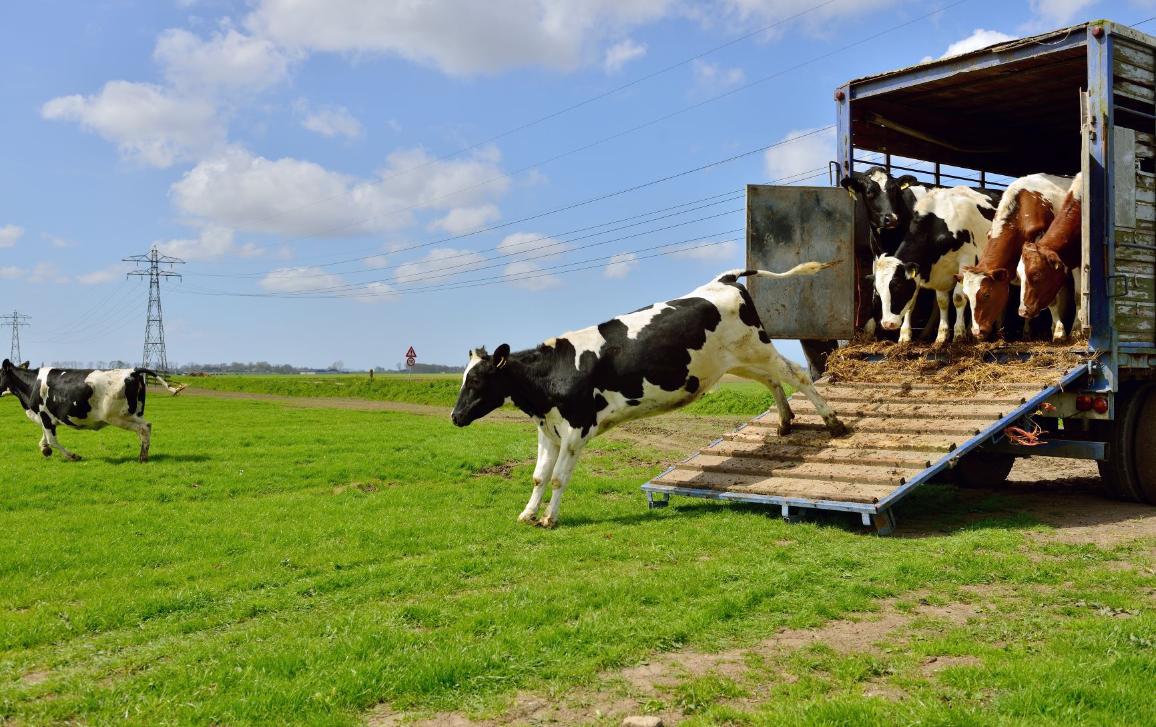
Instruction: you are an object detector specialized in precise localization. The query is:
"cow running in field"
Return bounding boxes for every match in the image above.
[1020,174,1083,337]
[873,186,1000,344]
[0,360,185,462]
[451,263,847,528]
[957,173,1071,341]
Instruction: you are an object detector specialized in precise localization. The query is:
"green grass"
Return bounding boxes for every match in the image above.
[186,374,784,417]
[0,394,1151,725]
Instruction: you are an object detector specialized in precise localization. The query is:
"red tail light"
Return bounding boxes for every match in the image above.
[1093,397,1109,414]
[1076,395,1093,411]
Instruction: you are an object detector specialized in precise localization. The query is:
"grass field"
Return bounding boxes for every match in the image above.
[186,374,781,416]
[0,383,1153,725]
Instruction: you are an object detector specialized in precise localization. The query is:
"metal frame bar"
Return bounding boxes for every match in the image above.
[850,31,1087,101]
[874,365,1090,509]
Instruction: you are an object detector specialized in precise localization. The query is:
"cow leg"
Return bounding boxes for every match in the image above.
[1050,282,1071,342]
[898,306,915,344]
[933,290,951,345]
[519,426,559,524]
[952,289,969,342]
[757,358,845,436]
[134,420,152,463]
[732,368,794,434]
[539,431,587,529]
[38,432,51,457]
[41,421,80,461]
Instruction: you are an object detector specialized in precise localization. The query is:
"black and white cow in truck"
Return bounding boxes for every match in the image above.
[451,263,847,528]
[873,186,1001,344]
[0,360,185,461]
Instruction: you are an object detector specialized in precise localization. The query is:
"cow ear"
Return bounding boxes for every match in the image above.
[896,174,918,190]
[953,273,964,283]
[493,343,510,369]
[903,262,920,279]
[840,174,861,200]
[991,268,1009,283]
[1044,249,1068,273]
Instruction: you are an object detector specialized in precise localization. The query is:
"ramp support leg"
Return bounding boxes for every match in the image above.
[646,492,670,510]
[868,509,897,536]
[781,504,806,524]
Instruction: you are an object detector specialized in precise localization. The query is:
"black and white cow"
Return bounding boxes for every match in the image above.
[0,359,185,461]
[873,186,1000,344]
[451,263,847,528]
[841,167,928,256]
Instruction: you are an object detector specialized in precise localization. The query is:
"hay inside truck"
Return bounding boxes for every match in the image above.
[642,19,1156,533]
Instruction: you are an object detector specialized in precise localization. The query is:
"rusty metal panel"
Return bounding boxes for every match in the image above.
[746,185,855,339]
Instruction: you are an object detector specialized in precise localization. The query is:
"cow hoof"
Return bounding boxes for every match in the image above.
[777,423,792,437]
[536,516,557,529]
[40,447,52,458]
[517,512,537,525]
[139,455,149,463]
[64,453,81,462]
[827,420,848,437]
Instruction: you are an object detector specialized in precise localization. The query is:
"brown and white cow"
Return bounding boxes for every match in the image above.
[957,173,1070,341]
[0,360,185,461]
[1019,173,1083,337]
[451,263,847,528]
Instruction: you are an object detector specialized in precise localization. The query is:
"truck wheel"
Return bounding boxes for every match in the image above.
[955,452,1015,488]
[1098,382,1156,504]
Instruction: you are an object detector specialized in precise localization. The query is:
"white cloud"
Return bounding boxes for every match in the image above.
[691,60,745,92]
[603,38,646,73]
[496,231,570,259]
[246,0,674,75]
[712,0,908,30]
[76,263,132,285]
[300,103,364,140]
[170,145,509,237]
[673,240,741,262]
[354,281,396,303]
[0,225,23,248]
[42,81,224,168]
[604,252,638,278]
[26,263,70,285]
[0,266,25,280]
[504,260,561,290]
[394,248,487,284]
[41,233,74,249]
[764,126,835,182]
[923,29,1017,62]
[1028,0,1097,26]
[260,266,344,293]
[155,27,292,93]
[156,227,262,261]
[429,204,501,235]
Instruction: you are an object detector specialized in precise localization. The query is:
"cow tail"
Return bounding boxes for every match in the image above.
[718,260,840,283]
[135,368,187,396]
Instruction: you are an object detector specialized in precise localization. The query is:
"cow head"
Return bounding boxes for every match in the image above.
[1018,243,1069,320]
[841,167,904,233]
[451,344,511,427]
[958,266,1011,341]
[873,255,919,331]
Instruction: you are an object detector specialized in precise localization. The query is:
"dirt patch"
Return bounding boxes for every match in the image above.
[920,655,982,675]
[473,460,529,479]
[366,594,983,725]
[19,670,49,687]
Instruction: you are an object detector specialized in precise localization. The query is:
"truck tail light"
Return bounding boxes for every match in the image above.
[1076,395,1093,411]
[1093,397,1109,414]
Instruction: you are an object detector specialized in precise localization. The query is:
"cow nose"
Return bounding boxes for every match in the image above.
[882,214,898,229]
[882,320,899,330]
[1018,306,1030,319]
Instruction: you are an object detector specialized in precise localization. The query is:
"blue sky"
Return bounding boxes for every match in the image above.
[2,0,1154,369]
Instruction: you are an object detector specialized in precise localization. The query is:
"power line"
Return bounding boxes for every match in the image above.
[192,0,968,258]
[125,248,184,371]
[1,311,31,362]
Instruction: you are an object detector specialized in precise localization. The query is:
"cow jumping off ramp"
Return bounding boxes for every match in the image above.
[451,262,846,528]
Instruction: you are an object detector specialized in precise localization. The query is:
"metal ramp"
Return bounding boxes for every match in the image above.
[642,365,1089,534]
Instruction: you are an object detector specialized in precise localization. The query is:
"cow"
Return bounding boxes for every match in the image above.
[957,173,1071,341]
[841,167,928,256]
[451,263,847,528]
[0,359,185,462]
[873,186,1000,344]
[1019,173,1083,337]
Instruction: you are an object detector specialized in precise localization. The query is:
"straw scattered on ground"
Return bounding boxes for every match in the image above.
[824,338,1093,393]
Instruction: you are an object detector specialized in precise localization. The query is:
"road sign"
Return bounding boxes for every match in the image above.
[405,345,417,368]
[405,346,417,358]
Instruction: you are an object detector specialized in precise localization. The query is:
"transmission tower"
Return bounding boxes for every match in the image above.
[0,311,30,362]
[124,247,184,371]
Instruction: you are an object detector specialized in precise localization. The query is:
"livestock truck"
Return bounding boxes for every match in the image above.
[643,19,1156,533]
